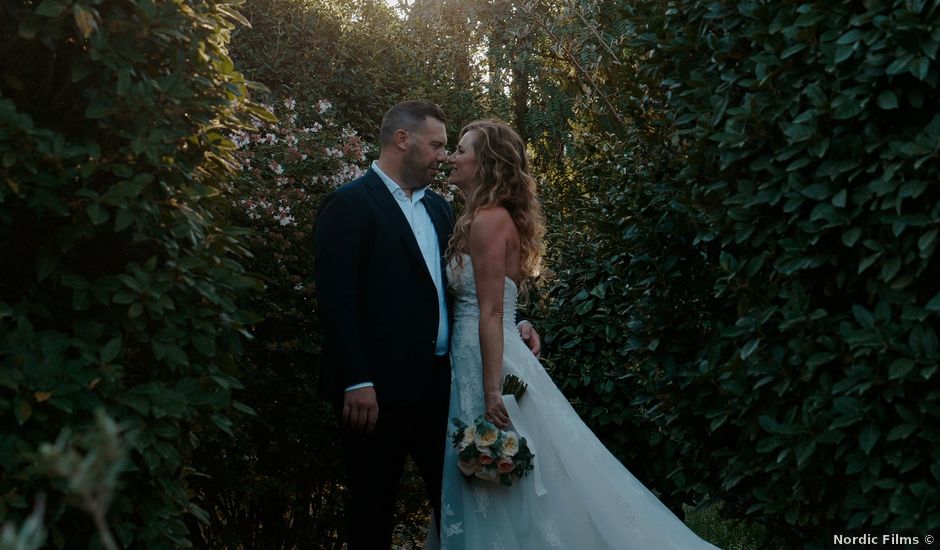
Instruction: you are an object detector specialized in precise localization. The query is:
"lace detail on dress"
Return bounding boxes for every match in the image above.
[443,521,464,537]
[441,504,464,537]
[447,255,521,422]
[540,518,563,548]
[472,485,490,517]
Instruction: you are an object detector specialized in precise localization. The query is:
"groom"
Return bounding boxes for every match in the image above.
[313,100,540,549]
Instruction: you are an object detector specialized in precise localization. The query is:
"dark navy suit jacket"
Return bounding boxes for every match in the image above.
[313,168,455,409]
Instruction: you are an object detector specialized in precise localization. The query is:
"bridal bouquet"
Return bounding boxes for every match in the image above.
[450,416,534,486]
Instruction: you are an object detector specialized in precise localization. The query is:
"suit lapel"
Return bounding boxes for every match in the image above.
[424,194,452,268]
[424,195,456,312]
[364,170,427,271]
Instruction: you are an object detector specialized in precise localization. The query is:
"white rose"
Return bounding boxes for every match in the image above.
[500,431,520,457]
[475,467,498,481]
[461,424,477,448]
[475,426,498,448]
[457,458,480,476]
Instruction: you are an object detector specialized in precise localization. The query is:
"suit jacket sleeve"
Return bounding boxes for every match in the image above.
[313,191,371,388]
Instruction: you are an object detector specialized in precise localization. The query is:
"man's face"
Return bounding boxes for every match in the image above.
[402,117,448,188]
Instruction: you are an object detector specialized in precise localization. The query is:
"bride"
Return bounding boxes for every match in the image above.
[429,119,718,549]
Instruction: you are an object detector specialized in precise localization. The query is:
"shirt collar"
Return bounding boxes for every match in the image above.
[372,161,426,203]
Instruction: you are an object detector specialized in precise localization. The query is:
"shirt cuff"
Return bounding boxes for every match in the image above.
[345,382,374,392]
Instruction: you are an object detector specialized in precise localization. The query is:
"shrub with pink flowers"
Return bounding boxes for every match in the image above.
[230,94,378,346]
[227,95,373,381]
[232,97,369,231]
[186,95,377,545]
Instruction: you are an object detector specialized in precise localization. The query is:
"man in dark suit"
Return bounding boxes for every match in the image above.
[313,101,540,549]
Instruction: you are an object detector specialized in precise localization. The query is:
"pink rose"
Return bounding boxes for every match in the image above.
[478,448,494,465]
[497,457,515,474]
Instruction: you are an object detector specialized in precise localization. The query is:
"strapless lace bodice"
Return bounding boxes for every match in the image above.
[446,255,528,420]
[448,254,519,327]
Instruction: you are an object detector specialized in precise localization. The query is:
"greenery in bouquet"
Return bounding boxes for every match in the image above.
[450,417,534,487]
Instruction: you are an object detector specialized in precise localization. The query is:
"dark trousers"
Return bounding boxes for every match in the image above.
[341,360,450,549]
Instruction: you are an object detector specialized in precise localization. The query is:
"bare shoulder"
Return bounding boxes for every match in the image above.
[470,206,514,234]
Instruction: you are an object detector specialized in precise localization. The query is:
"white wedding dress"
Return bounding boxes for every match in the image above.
[428,255,718,549]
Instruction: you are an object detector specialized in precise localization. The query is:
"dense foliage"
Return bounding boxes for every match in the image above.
[536,0,940,542]
[654,0,940,535]
[0,0,260,546]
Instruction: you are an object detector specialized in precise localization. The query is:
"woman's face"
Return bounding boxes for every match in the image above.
[447,130,481,195]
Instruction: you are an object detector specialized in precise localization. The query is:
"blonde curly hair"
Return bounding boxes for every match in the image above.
[446,119,545,297]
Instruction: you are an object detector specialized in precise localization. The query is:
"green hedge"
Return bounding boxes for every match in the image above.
[1,1,260,546]
[539,0,939,542]
[645,0,940,534]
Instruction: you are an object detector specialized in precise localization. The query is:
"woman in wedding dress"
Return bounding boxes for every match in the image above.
[429,119,718,549]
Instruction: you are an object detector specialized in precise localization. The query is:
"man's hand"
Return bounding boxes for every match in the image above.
[343,386,379,434]
[518,321,541,358]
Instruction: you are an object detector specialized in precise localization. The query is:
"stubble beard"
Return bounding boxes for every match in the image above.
[403,145,435,189]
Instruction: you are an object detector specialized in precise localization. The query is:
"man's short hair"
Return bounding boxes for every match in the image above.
[379,100,446,146]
